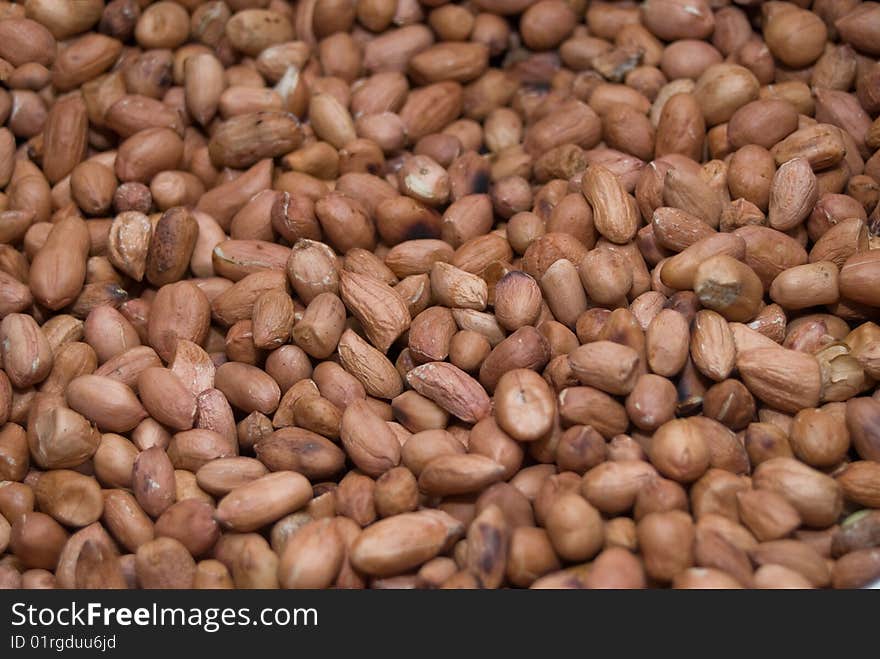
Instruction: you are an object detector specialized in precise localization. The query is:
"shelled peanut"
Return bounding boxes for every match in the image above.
[2,0,880,590]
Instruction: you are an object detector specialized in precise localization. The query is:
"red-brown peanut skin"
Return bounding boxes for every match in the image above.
[0,0,877,594]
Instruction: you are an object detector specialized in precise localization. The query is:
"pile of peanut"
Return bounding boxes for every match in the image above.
[0,0,879,590]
